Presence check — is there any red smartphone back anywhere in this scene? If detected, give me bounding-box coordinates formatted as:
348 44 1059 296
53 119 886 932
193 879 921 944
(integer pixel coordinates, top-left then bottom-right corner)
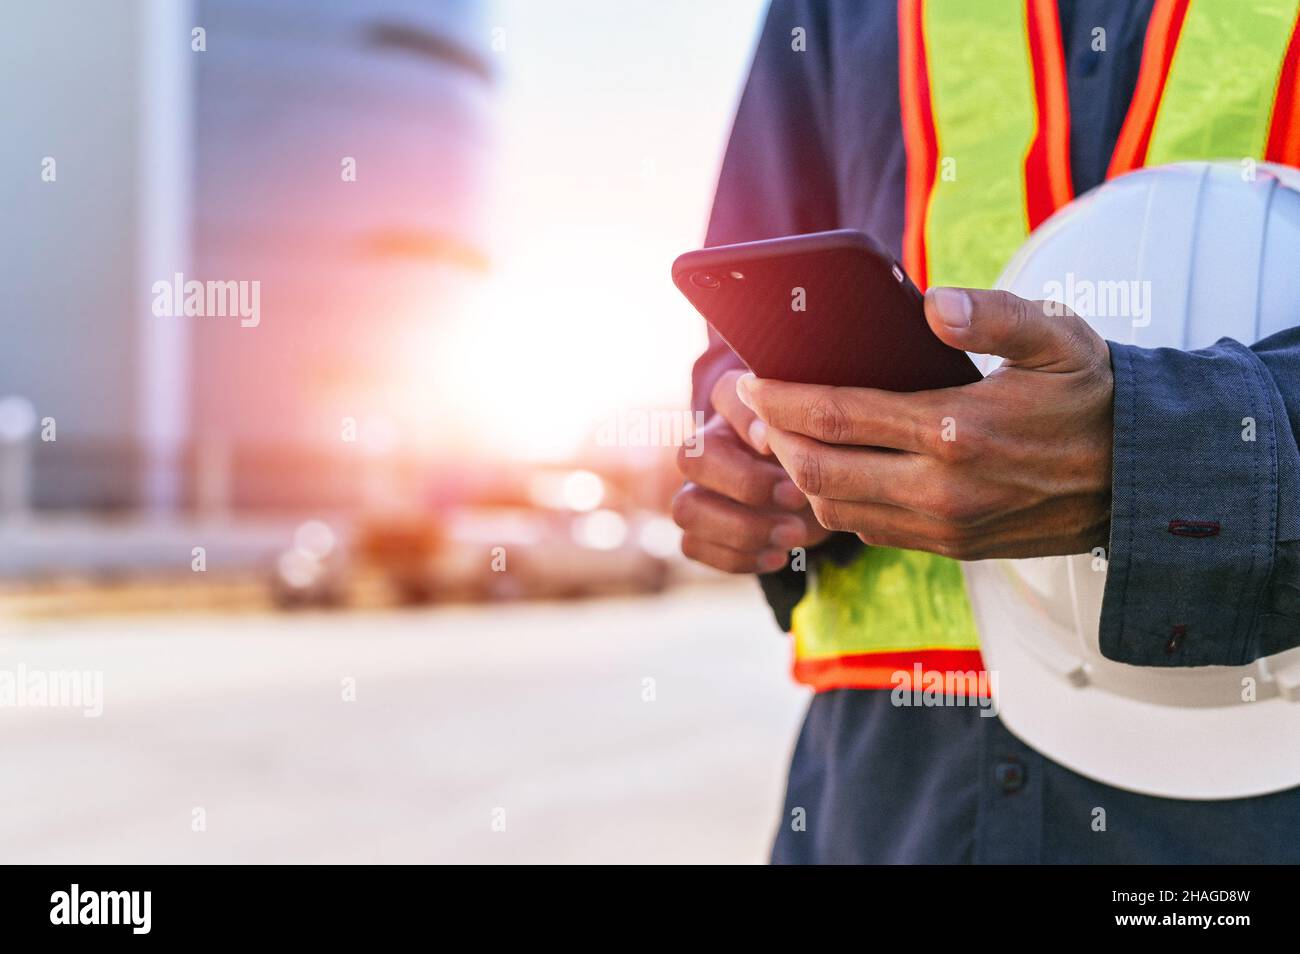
672 229 981 392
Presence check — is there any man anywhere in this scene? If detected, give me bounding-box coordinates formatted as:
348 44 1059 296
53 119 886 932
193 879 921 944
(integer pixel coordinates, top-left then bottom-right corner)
674 0 1300 862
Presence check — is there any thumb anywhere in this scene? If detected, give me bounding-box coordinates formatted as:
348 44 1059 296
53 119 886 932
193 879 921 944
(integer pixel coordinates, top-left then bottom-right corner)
924 286 1093 371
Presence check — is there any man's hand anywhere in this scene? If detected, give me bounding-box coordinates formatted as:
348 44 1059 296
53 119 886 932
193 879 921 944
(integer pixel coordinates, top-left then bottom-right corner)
737 288 1114 560
673 369 831 574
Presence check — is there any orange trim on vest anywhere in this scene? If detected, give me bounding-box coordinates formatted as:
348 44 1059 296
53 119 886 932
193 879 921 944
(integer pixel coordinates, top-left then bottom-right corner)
793 649 990 695
899 0 937 290
1107 0 1191 178
1024 0 1075 227
1266 9 1300 165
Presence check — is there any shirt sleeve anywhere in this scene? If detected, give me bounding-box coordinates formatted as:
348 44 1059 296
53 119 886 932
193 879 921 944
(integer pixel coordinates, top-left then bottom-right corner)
1100 328 1300 667
691 0 855 630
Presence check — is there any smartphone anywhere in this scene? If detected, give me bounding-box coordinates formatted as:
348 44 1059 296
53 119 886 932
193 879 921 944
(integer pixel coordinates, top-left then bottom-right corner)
672 229 981 392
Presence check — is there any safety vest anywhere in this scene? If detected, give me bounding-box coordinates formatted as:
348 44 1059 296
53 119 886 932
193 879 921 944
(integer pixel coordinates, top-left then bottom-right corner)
791 0 1300 693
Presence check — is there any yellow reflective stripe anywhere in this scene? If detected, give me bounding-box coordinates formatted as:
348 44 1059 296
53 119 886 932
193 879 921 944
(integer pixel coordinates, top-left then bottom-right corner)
792 547 980 661
923 0 1039 288
1147 0 1300 164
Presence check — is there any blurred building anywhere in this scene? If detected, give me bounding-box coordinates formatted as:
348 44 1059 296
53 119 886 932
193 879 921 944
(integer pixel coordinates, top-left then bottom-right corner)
1 1 187 510
1 0 493 514
191 0 494 511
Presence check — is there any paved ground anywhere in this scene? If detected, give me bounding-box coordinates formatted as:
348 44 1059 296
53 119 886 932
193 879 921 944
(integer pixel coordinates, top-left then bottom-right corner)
0 582 807 863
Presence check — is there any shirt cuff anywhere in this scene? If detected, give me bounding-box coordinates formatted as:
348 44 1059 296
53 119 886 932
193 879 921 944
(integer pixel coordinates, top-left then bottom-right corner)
1100 339 1282 667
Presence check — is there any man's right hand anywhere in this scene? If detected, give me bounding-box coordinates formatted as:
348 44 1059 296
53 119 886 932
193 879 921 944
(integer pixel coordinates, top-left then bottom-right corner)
673 370 831 574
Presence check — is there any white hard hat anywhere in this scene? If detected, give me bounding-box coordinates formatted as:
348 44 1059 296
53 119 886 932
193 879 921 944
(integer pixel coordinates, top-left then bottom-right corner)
967 161 1300 799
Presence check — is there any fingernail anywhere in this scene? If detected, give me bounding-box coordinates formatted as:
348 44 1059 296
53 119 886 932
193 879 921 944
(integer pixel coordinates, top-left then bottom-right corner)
748 419 769 452
769 520 804 549
735 373 756 410
930 287 971 328
772 479 806 511
757 549 789 573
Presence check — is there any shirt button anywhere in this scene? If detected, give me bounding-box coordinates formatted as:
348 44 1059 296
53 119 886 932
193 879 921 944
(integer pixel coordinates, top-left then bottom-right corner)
995 758 1026 794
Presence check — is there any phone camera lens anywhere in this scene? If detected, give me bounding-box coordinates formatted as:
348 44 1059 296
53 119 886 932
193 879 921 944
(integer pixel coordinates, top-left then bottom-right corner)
691 271 721 290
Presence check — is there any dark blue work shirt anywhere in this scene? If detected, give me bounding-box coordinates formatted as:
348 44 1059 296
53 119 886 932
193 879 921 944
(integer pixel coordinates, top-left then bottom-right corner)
693 0 1300 862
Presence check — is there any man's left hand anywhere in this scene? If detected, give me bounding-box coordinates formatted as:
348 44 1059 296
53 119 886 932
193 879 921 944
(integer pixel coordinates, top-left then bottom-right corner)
737 287 1115 560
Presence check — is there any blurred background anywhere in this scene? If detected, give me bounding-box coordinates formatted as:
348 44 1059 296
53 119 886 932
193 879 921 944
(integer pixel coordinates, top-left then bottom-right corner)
0 0 808 862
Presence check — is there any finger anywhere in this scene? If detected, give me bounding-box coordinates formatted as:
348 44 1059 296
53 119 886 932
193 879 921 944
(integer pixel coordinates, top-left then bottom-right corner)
924 287 1098 373
765 427 922 508
710 369 770 454
681 534 790 575
803 495 959 548
736 373 933 451
671 483 823 551
677 422 806 510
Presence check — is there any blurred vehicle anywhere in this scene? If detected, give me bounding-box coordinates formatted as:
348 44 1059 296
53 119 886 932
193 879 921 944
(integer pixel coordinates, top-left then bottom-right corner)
433 508 670 603
353 512 446 604
270 518 350 609
497 512 670 600
269 505 674 610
